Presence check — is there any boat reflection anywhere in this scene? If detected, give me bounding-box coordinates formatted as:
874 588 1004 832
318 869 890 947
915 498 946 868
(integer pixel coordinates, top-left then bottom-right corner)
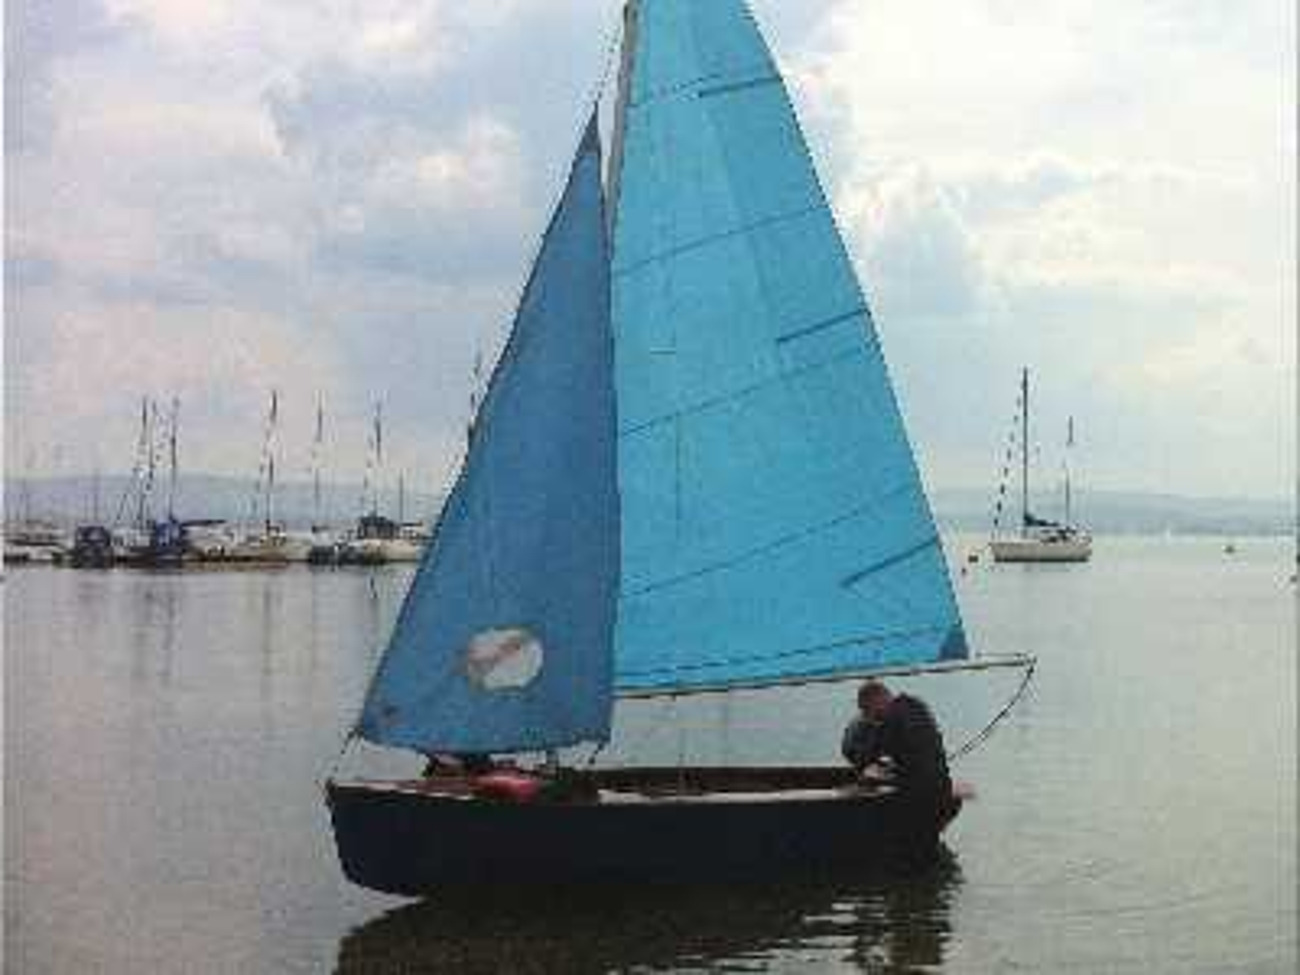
336 851 961 973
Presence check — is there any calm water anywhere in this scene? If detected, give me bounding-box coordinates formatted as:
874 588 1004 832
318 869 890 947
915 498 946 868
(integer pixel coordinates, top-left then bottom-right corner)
5 535 1296 973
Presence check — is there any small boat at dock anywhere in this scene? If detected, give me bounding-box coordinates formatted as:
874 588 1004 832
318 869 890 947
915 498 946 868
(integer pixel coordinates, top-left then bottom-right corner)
3 521 67 565
338 514 422 565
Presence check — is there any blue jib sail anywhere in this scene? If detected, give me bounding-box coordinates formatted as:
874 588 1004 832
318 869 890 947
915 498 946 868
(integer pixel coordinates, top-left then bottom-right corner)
609 0 967 694
356 114 619 754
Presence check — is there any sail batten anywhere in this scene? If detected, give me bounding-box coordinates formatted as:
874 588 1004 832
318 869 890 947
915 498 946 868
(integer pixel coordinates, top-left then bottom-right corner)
618 343 866 437
628 63 774 107
612 202 823 277
622 501 929 599
776 307 869 346
696 74 780 99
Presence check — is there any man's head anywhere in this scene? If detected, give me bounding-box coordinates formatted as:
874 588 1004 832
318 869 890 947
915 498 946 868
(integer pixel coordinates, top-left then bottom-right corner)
857 679 893 722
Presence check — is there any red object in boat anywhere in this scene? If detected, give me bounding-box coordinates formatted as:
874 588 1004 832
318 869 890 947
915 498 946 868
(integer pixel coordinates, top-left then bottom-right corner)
471 770 547 803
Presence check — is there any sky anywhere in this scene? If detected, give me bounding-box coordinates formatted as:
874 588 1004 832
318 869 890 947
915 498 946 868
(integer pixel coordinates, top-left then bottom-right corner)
5 0 1296 501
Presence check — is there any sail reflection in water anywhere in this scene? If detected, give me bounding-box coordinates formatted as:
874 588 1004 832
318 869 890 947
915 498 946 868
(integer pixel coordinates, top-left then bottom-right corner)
336 856 961 973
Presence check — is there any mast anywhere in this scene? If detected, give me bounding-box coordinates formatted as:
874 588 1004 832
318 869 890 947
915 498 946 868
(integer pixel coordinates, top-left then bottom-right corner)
605 0 639 232
167 397 180 521
266 390 279 533
1020 367 1029 535
312 398 325 532
1064 415 1074 527
371 401 384 517
139 398 155 529
21 447 34 524
250 390 280 535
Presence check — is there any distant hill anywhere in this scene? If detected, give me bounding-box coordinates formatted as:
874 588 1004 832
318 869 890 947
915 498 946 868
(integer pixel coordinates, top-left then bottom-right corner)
3 475 1292 537
3 474 445 530
930 487 1293 537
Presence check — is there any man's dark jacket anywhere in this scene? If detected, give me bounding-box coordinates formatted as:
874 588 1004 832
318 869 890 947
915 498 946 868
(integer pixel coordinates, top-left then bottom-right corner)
844 694 952 802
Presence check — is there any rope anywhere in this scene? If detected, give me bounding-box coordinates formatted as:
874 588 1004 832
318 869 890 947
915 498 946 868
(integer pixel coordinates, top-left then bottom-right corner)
582 4 624 121
947 655 1037 763
584 741 608 769
321 731 355 795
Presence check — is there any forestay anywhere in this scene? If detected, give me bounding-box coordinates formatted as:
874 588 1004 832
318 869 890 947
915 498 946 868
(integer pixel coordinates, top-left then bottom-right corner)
609 0 967 695
355 116 620 754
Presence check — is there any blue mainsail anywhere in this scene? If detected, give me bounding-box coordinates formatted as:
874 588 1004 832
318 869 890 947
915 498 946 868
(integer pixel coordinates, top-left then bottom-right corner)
356 115 619 754
609 0 967 694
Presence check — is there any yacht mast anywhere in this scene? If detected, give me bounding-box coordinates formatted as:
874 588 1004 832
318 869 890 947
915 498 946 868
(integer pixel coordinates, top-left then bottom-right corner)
371 401 384 517
167 397 180 521
312 398 325 532
1064 415 1074 527
1020 367 1029 536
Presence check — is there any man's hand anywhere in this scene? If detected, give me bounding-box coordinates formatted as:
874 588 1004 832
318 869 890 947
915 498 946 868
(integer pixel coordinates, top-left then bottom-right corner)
859 759 894 784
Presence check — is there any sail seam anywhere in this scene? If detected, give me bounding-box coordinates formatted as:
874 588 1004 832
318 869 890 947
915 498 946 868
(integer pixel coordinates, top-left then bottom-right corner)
612 202 823 278
621 492 912 599
629 62 774 109
775 306 867 345
840 535 940 589
618 340 871 437
697 74 780 99
615 622 957 684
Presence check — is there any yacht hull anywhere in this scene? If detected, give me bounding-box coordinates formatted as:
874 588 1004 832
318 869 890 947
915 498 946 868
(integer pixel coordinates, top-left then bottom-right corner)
990 538 1092 563
326 767 956 894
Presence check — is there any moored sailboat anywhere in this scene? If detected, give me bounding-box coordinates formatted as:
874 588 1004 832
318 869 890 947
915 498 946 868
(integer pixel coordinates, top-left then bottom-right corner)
326 0 1032 894
210 391 311 564
990 368 1092 563
338 406 424 565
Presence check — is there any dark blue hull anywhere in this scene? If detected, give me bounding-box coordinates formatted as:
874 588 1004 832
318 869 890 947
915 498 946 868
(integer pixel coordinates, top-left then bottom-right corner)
326 767 956 895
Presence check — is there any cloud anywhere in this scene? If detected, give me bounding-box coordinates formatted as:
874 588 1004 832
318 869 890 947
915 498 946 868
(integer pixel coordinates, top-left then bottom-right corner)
5 0 1293 503
789 0 1295 495
6 284 349 474
4 0 123 151
838 165 990 329
304 112 530 281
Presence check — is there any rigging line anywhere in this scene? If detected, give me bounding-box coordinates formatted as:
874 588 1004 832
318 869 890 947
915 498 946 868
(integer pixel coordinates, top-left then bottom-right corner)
321 730 355 793
112 402 149 529
581 1 624 120
946 654 1037 764
584 740 608 769
990 405 1021 540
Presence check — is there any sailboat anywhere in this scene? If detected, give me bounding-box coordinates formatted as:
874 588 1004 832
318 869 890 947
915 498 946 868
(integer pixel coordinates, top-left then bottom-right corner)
989 369 1092 564
326 0 1031 893
306 399 346 566
339 403 423 565
110 396 193 568
216 391 311 564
